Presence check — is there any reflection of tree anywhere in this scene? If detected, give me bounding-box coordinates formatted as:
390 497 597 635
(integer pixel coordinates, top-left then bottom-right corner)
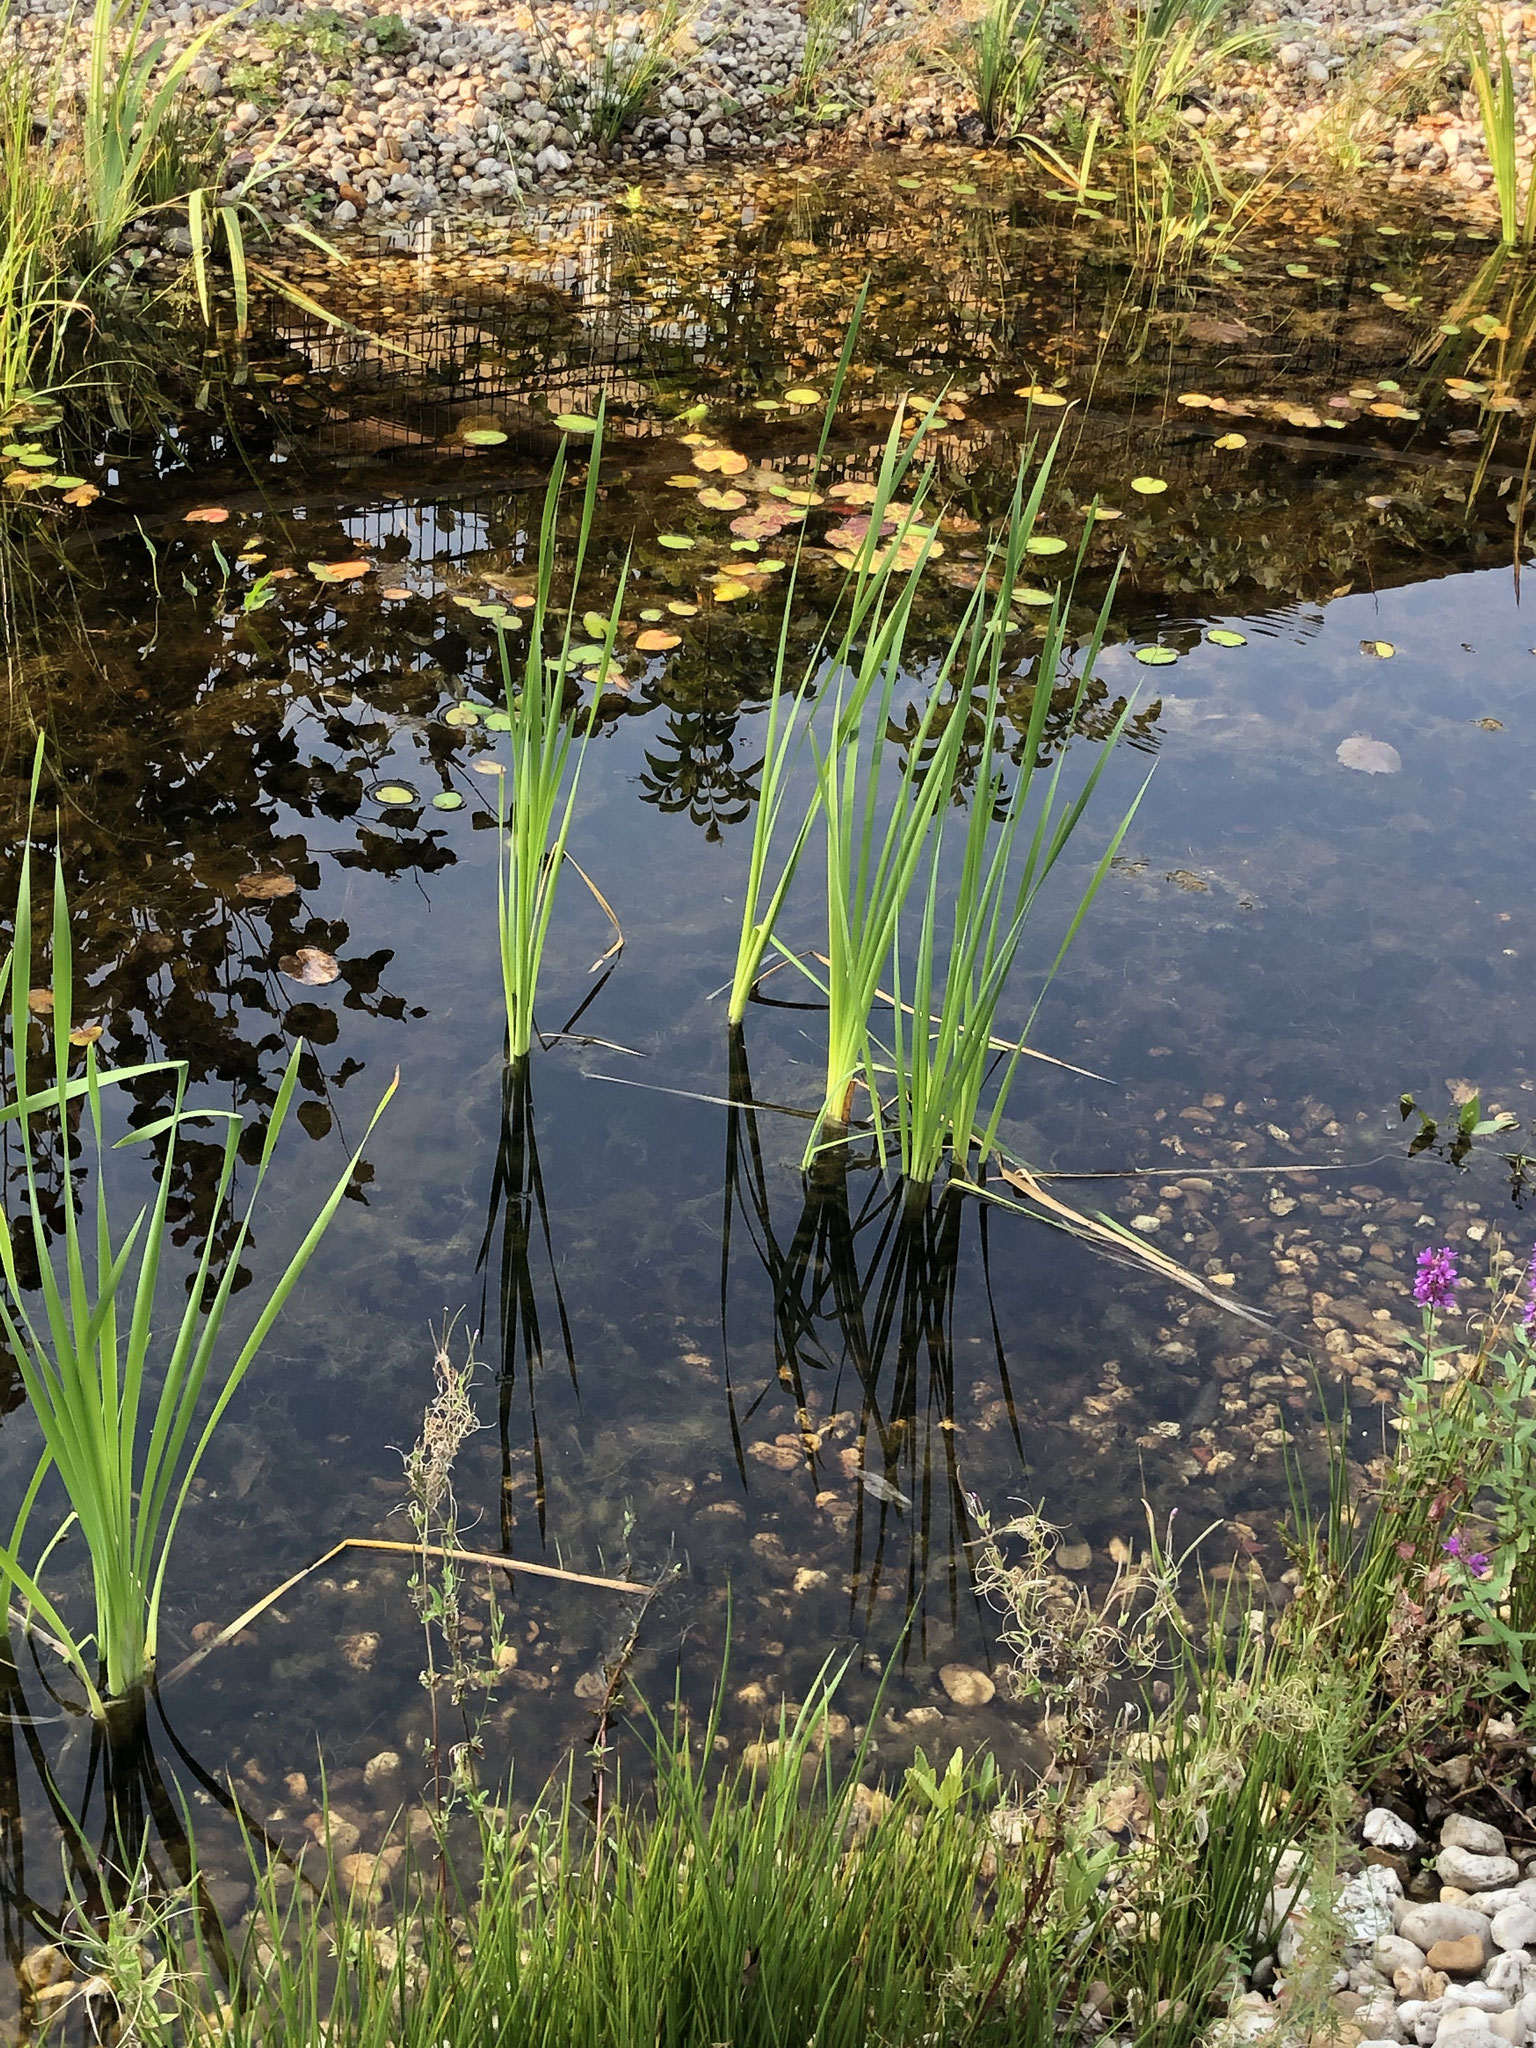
638 706 757 840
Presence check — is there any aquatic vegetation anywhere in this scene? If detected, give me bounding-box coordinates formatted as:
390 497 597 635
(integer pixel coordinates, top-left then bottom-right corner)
941 0 1048 139
1469 23 1534 249
540 0 701 149
888 484 1140 1189
0 747 395 1714
1098 0 1269 149
796 0 867 114
496 426 612 1062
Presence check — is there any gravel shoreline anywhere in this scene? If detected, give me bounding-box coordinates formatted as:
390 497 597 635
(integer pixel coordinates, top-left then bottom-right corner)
5 0 1533 235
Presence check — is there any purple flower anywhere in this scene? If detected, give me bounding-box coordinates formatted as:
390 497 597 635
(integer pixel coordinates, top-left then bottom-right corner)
1443 1533 1492 1579
1413 1245 1460 1311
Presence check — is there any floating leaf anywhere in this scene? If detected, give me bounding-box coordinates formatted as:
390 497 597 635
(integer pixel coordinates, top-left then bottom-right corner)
1214 433 1247 450
1359 639 1395 658
783 385 823 403
184 506 229 524
1131 476 1168 495
639 607 665 622
431 791 465 810
636 629 682 651
62 484 100 506
1207 628 1247 648
667 600 699 616
1014 385 1069 406
1369 402 1419 421
473 759 506 775
1025 535 1068 555
553 412 599 432
370 781 419 806
237 873 297 901
482 710 513 731
69 1024 103 1047
1011 586 1055 607
443 704 481 727
1336 734 1401 774
279 947 341 986
310 560 372 581
693 448 749 475
461 427 507 446
1178 392 1212 408
657 534 696 549
828 481 878 505
583 609 615 641
26 989 52 1017
665 473 703 488
1134 646 1178 666
714 578 752 601
1285 262 1312 278
698 487 749 511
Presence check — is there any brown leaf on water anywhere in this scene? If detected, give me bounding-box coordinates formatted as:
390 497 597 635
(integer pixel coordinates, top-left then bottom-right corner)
279 947 340 986
62 484 100 507
697 487 748 511
635 629 681 652
310 560 372 582
26 989 52 1017
184 506 230 524
69 1024 102 1047
827 481 878 506
692 448 749 476
238 873 298 902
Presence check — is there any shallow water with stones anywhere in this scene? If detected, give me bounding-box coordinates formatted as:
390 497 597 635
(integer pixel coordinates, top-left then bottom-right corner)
3 146 1536 1966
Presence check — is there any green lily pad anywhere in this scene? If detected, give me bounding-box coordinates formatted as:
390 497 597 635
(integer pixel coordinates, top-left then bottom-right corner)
1025 536 1068 555
1206 628 1247 648
553 412 599 432
443 704 481 727
370 781 419 806
1131 476 1168 496
483 709 513 731
657 534 696 549
1133 647 1177 666
566 641 608 664
431 791 465 811
1012 587 1055 607
461 428 507 447
639 607 665 622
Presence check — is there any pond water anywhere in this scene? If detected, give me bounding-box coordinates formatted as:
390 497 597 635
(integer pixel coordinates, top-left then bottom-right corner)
4 146 1536 1951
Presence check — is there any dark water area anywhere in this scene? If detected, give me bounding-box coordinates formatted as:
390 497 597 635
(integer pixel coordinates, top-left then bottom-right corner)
4 146 1536 1961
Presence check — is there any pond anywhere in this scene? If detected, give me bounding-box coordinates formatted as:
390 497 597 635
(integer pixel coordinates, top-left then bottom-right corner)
2 146 1534 1955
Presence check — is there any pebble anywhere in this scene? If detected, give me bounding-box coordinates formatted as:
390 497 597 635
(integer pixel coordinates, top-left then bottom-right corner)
1428 1935 1490 1977
1440 1850 1523 1894
938 1663 995 1707
1368 1810 1424 1854
1399 1907 1494 1959
363 1749 403 1789
1492 1908 1536 1954
1445 1819 1512 1860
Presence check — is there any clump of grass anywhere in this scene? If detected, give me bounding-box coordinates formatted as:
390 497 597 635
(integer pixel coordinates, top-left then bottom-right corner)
941 0 1049 140
1096 0 1268 150
796 0 867 116
0 741 395 1714
540 0 700 150
888 480 1140 1188
496 422 616 1062
1469 21 1534 248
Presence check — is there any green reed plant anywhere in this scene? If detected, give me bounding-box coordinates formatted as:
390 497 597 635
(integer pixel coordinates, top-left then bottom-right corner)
1470 22 1535 248
943 0 1049 140
540 0 699 149
889 484 1140 1188
0 54 88 419
796 0 866 113
1100 0 1267 150
0 748 394 1713
496 421 611 1061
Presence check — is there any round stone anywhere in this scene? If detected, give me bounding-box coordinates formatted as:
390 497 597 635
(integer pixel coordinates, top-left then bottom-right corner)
938 1663 995 1707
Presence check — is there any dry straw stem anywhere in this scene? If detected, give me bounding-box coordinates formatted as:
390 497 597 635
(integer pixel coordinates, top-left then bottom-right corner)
160 1537 663 1687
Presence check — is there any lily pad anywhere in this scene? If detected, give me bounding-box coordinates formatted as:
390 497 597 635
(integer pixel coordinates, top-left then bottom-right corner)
1130 476 1168 495
693 448 749 475
714 578 753 601
461 428 507 446
237 873 297 901
1214 433 1247 450
1011 586 1056 607
783 386 823 403
311 560 372 582
1206 628 1247 648
636 629 682 651
443 705 481 727
369 781 419 806
657 535 696 549
431 791 465 810
699 487 749 511
553 412 599 432
1336 734 1402 774
483 710 513 731
1025 535 1068 555
1359 639 1395 659
1133 646 1178 666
